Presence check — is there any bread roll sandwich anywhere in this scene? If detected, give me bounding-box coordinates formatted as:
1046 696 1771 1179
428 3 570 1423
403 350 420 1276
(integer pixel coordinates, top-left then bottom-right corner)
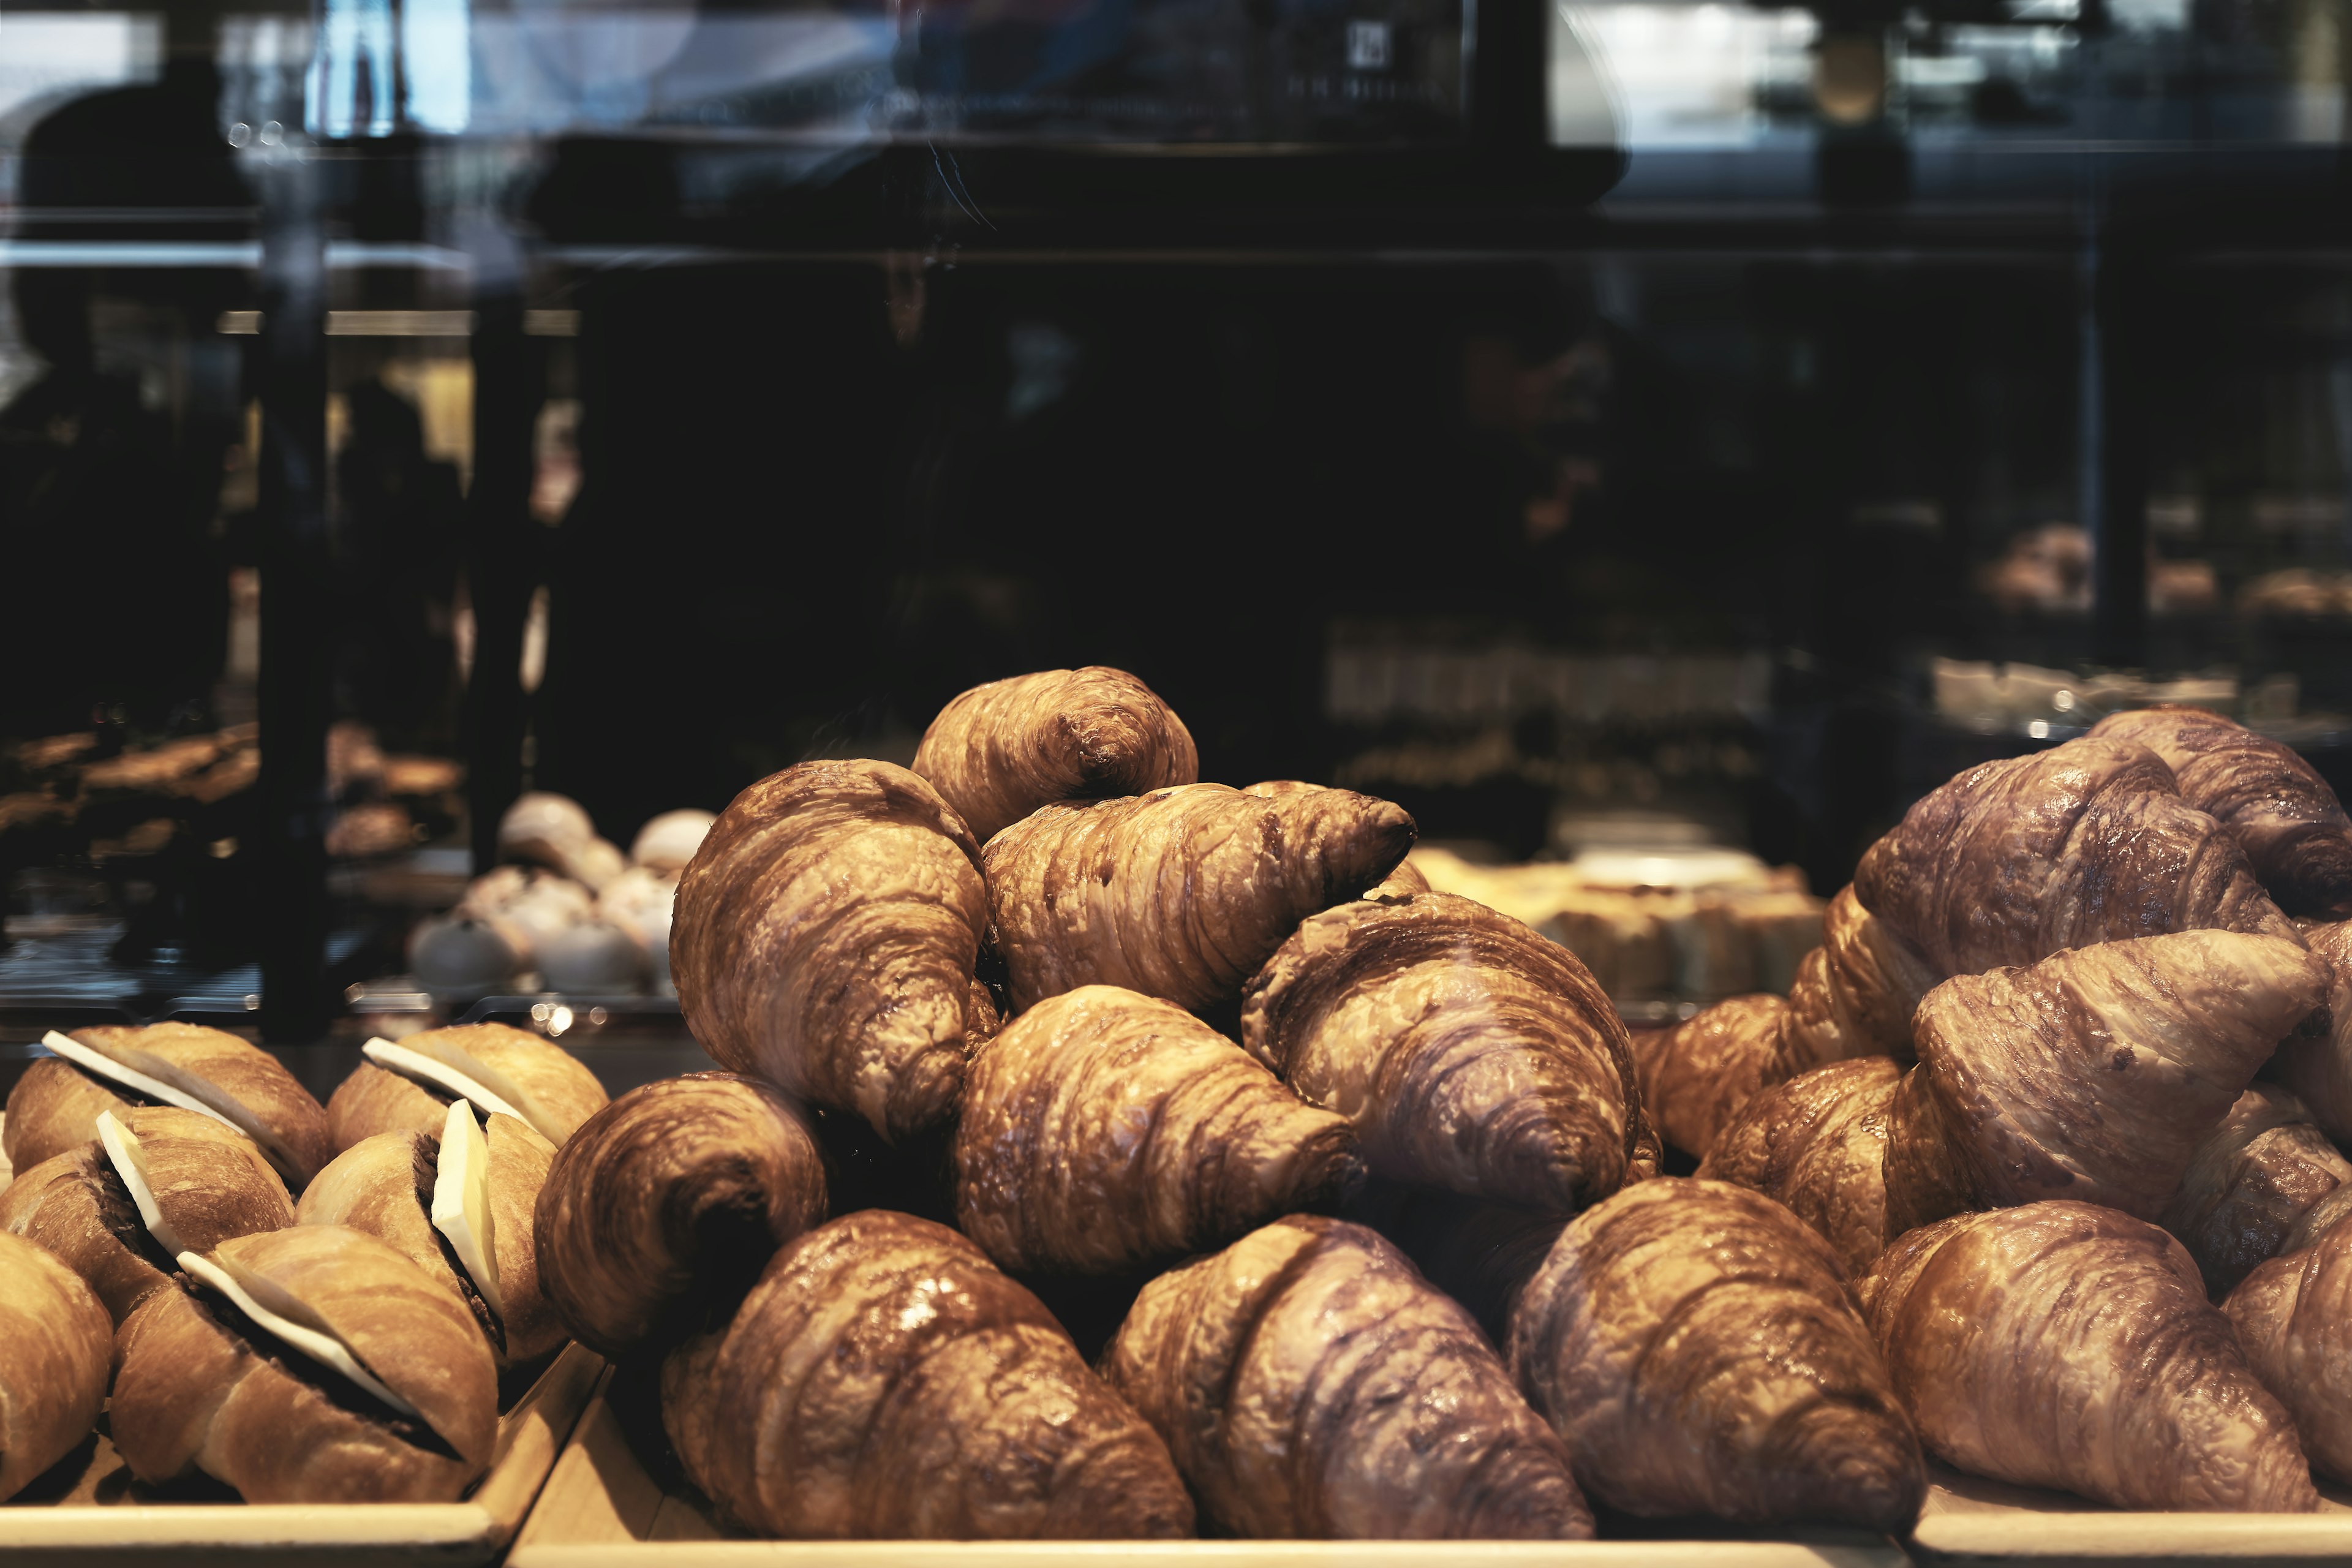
327 1023 608 1152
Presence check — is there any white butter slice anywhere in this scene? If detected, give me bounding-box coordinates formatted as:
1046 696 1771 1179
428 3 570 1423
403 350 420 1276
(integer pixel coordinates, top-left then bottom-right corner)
179 1251 422 1419
42 1031 243 1139
430 1098 505 1320
95 1110 188 1256
397 1035 565 1145
92 1038 303 1185
361 1038 527 1125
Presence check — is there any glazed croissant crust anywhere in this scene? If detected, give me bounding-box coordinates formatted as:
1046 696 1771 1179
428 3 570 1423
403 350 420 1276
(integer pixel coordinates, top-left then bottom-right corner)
1242 890 1637 1213
2163 1083 2352 1297
954 984 1362 1274
533 1072 827 1356
0 1231 110 1502
1632 993 1803 1161
986 782 1414 1015
2267 917 2352 1144
1102 1214 1592 1540
1862 1200 2317 1512
1506 1177 1924 1532
672 759 992 1142
662 1210 1193 1539
1698 1056 1902 1277
2225 1205 2352 1483
911 666 1198 843
326 1022 609 1152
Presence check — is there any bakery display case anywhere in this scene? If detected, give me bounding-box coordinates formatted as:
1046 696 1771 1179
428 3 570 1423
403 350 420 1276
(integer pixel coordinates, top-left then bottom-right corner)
14 0 2352 1559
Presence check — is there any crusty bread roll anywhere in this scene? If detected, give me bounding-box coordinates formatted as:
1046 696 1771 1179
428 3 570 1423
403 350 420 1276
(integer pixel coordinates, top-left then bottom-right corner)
296 1112 563 1365
110 1226 499 1503
0 1106 293 1323
326 1022 608 1151
0 1231 111 1501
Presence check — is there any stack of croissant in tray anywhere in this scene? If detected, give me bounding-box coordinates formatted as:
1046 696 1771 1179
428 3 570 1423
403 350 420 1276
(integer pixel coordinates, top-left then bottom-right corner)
0 1016 610 1502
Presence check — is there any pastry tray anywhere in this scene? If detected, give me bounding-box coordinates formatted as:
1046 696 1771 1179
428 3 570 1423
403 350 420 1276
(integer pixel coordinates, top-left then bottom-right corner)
1908 1464 2352 1566
507 1369 1910 1568
1 1338 604 1566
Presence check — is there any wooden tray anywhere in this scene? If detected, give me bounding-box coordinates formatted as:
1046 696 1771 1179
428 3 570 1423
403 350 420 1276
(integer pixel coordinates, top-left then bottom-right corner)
508 1370 1910 1568
1909 1464 2352 1566
2 1338 604 1566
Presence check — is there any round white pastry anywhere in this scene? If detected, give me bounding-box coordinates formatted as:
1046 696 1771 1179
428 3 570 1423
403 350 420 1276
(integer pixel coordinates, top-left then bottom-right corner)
630 809 717 873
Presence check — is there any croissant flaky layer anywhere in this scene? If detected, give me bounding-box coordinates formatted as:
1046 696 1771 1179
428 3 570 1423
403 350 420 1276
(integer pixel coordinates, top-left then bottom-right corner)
1103 1214 1592 1539
1854 736 2297 976
2090 706 2352 916
911 666 1198 844
1699 1056 1902 1277
1243 891 1636 1213
2226 1209 2352 1484
662 1210 1193 1539
1884 930 2328 1234
986 782 1414 1015
1863 1201 2318 1511
534 1072 827 1356
1508 1178 1923 1532
1784 884 1934 1065
955 985 1362 1274
2163 1084 2352 1298
672 759 990 1142
0 1231 110 1502
2271 918 2352 1144
1633 993 1800 1161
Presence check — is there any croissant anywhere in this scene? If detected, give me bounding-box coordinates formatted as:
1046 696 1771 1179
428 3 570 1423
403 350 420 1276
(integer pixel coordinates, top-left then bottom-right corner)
1854 736 2297 976
1861 1200 2316 1510
662 1209 1192 1539
0 1107 293 1323
1506 1177 1921 1530
1780 884 1934 1065
1243 782 1433 895
296 1109 563 1364
1242 891 1636 1213
954 984 1361 1274
2163 1084 2352 1297
1633 994 1798 1161
0 1231 110 1501
1882 930 2328 1235
2267 918 2352 1143
987 783 1415 1014
2091 706 2352 915
2225 1206 2352 1483
326 1022 609 1151
1698 1056 1902 1276
4 1023 331 1185
1102 1214 1591 1539
533 1072 827 1356
110 1225 499 1502
911 666 1198 843
673 759 992 1141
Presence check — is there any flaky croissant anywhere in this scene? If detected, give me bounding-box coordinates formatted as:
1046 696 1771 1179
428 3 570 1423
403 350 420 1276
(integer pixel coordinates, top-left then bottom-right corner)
673 759 992 1141
111 1225 499 1502
0 1107 293 1323
2091 706 2352 916
1633 994 1800 1161
533 1072 827 1356
2163 1083 2352 1297
5 1023 331 1184
1862 1200 2316 1510
1781 884 1934 1065
911 666 1198 843
1103 1214 1591 1539
1507 1177 1924 1532
663 1210 1191 1539
326 1022 608 1151
1698 1056 1902 1276
1242 891 1637 1213
1883 930 2328 1235
987 782 1414 1014
0 1231 110 1501
2267 917 2352 1144
1243 782 1433 895
2226 1207 2352 1483
955 984 1361 1274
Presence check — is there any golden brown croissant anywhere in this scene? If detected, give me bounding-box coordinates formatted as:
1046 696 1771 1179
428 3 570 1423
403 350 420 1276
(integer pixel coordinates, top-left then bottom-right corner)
296 1108 563 1364
4 1024 331 1184
1632 994 1798 1161
1780 884 1934 1065
0 1231 110 1501
1102 1213 1591 1539
325 1022 608 1152
533 1072 827 1356
1243 782 1433 895
110 1225 498 1503
2267 917 2352 1143
1862 1200 2317 1510
1883 930 2328 1235
2091 706 2352 915
2163 1083 2352 1297
987 782 1414 1014
673 759 991 1141
1698 1056 1902 1276
1241 891 1635 1213
1854 736 2297 976
662 1209 1192 1539
911 666 1198 843
2225 1207 2352 1483
0 1107 292 1323
954 984 1361 1273
1507 1177 1922 1531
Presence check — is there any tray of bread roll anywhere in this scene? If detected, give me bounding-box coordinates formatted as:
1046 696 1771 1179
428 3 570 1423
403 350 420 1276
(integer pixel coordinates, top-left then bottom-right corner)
17 671 2352 1563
